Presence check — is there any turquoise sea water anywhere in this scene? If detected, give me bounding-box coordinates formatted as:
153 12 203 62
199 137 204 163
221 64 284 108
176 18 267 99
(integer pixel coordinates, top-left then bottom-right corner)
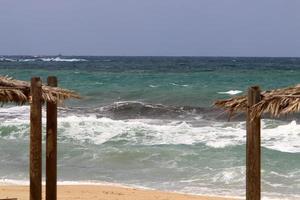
1 56 300 199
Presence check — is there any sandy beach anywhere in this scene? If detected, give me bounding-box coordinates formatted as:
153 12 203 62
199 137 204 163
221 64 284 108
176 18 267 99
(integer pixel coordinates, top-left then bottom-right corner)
0 185 236 200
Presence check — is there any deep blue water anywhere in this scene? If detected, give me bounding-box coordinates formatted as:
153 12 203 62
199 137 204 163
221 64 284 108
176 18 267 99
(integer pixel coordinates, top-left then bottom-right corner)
2 56 300 107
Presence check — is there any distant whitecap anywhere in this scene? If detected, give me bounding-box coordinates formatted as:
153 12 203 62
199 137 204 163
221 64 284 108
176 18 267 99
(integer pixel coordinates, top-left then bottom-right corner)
218 90 242 95
0 57 16 62
40 57 87 62
19 59 36 62
170 83 189 87
95 82 104 85
1 57 87 62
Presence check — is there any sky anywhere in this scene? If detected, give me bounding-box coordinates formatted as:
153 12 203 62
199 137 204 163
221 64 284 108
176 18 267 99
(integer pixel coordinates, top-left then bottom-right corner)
1 0 300 57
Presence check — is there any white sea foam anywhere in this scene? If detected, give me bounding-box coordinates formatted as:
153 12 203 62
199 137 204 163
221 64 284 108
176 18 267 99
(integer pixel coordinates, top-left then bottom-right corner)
1 106 300 200
0 58 16 62
0 57 87 62
0 179 29 185
95 82 104 85
211 166 245 184
0 179 132 187
18 59 36 62
53 116 243 147
170 83 189 87
40 57 87 62
218 90 242 95
2 106 300 153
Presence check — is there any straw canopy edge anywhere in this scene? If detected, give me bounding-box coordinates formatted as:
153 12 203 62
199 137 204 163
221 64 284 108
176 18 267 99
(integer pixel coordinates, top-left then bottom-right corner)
0 76 80 104
214 84 300 118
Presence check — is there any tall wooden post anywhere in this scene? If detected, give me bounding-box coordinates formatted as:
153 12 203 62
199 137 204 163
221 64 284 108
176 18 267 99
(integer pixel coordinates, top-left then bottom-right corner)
46 76 58 200
30 77 42 200
246 86 261 200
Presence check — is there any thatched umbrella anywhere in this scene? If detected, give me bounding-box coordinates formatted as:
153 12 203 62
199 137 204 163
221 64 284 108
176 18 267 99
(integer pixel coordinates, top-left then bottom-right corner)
215 84 300 118
215 84 300 199
0 76 80 104
0 75 80 200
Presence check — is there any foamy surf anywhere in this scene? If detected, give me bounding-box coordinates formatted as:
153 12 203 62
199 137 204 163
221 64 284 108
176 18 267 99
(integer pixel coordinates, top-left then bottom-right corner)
2 106 300 153
1 105 300 199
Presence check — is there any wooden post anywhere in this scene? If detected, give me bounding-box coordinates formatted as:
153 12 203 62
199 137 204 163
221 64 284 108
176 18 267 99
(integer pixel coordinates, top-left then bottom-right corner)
46 76 58 200
246 86 261 200
30 77 42 200
0 199 18 200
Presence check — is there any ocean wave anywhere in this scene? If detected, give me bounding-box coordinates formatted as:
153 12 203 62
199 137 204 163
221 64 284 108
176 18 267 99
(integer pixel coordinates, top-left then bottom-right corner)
18 58 36 62
170 83 189 87
99 101 190 119
211 166 245 184
1 113 243 147
1 106 300 199
0 58 16 62
149 84 158 88
94 101 222 120
0 57 87 62
218 90 242 95
39 57 87 62
1 106 300 153
0 102 210 121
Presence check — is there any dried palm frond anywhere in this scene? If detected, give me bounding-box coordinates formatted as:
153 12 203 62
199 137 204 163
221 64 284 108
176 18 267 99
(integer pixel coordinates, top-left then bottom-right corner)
0 76 80 104
215 84 300 118
0 88 28 104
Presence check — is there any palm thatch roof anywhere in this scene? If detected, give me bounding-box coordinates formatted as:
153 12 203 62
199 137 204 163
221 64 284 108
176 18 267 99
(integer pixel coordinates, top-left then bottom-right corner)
215 84 300 118
0 76 80 104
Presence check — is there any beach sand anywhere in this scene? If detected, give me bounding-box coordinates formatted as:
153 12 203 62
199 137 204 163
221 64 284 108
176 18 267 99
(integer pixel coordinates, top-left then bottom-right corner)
0 185 237 200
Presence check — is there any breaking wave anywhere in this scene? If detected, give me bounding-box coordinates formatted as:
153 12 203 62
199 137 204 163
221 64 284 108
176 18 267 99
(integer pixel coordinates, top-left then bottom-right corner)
0 57 87 62
1 105 300 199
39 57 87 62
1 105 300 153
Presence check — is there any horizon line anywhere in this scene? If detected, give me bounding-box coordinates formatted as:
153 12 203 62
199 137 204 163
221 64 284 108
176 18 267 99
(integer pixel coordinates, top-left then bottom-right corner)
1 54 300 59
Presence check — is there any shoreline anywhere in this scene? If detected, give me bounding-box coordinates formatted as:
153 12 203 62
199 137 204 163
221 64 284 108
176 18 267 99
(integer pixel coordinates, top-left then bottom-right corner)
0 184 238 200
0 180 239 199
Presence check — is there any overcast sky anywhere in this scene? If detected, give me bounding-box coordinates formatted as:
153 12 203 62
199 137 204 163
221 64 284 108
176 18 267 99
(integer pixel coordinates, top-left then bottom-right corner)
1 0 300 57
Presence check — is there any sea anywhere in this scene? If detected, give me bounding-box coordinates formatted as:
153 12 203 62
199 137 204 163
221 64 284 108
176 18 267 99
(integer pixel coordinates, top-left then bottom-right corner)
0 56 300 199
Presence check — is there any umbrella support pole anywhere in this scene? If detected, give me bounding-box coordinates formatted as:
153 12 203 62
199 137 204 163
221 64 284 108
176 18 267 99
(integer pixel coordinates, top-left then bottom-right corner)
46 76 58 200
246 86 261 200
29 76 58 200
30 77 42 200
